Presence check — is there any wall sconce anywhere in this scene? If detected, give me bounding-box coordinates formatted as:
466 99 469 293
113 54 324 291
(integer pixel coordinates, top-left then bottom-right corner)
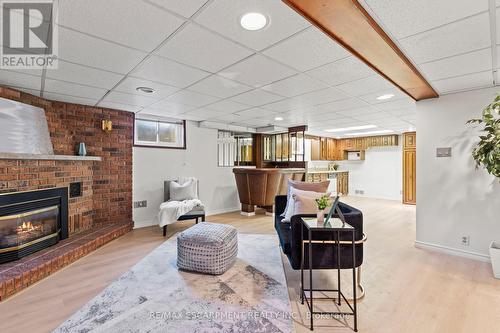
102 120 113 133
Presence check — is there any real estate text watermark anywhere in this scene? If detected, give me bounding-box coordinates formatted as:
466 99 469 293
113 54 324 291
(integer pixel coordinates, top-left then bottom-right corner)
1 0 58 69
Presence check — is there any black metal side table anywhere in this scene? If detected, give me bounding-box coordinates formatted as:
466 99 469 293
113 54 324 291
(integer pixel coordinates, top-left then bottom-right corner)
300 217 358 332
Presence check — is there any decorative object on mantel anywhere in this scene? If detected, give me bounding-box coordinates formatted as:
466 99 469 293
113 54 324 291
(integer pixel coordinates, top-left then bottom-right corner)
466 94 500 179
315 195 330 223
102 119 113 133
78 142 87 156
0 97 54 155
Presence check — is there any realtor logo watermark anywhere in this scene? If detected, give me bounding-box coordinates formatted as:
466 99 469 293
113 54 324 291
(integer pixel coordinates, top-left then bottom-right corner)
1 0 58 69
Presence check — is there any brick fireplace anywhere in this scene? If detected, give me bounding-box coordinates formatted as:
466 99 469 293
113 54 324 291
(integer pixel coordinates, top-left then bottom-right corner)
0 86 134 300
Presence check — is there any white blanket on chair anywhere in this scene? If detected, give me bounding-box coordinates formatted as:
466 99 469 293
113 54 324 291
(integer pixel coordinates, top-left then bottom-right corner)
158 199 203 227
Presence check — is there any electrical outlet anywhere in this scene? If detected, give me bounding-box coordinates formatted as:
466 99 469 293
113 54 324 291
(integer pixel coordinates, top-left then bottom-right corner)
461 236 470 246
355 190 364 195
134 200 147 208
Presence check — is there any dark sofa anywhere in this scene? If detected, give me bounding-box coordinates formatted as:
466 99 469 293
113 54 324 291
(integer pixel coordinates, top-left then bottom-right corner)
274 195 364 270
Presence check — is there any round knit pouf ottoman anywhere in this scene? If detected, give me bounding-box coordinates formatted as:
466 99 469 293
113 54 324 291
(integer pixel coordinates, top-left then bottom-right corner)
177 222 238 275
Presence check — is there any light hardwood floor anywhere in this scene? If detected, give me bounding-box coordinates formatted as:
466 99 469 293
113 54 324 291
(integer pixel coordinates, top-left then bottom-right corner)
0 197 499 333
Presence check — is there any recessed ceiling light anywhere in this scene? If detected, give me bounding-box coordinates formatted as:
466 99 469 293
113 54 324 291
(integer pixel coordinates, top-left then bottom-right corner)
325 125 377 133
274 116 283 121
136 86 156 94
376 94 395 100
240 12 268 31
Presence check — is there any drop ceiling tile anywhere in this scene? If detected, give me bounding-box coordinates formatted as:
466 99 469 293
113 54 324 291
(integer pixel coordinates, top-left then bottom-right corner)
46 60 123 89
262 74 328 97
188 75 252 98
229 89 284 106
219 55 296 87
315 98 369 113
263 27 351 71
308 112 351 122
432 71 493 94
236 107 277 118
131 55 210 88
362 0 488 39
306 57 374 86
358 89 408 104
205 100 250 113
163 90 219 107
58 27 147 74
336 75 397 96
43 92 98 106
387 107 417 117
261 98 312 112
211 113 248 123
375 98 417 111
399 13 491 64
293 87 351 106
337 106 381 117
97 101 142 112
240 118 274 127
194 0 309 51
184 108 226 119
146 100 196 114
114 77 180 99
102 91 159 108
59 0 185 52
147 0 208 18
44 79 108 100
419 48 492 81
156 23 253 72
0 70 42 91
352 112 393 121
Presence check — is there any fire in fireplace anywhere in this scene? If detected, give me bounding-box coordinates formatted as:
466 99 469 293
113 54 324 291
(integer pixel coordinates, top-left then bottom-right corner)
0 188 68 264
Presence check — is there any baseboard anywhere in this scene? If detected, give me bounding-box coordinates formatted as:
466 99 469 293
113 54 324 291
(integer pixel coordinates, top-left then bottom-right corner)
133 219 156 229
414 240 491 263
133 207 241 229
206 207 240 216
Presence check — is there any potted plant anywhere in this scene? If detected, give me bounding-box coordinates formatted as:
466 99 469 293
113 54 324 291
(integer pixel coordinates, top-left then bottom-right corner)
467 94 500 278
315 195 330 223
466 94 500 178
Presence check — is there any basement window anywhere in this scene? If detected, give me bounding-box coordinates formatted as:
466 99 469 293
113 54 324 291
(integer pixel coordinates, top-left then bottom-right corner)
134 118 186 149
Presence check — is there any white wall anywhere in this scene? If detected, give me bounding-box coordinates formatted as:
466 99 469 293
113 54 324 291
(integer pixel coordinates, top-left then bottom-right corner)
336 143 402 201
133 121 240 228
416 87 500 260
337 144 402 201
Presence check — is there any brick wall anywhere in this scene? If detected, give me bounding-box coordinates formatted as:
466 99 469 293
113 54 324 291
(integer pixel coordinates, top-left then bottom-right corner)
0 87 134 234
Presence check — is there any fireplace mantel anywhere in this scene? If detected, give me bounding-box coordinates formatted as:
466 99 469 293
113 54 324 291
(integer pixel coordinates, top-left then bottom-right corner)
0 153 101 161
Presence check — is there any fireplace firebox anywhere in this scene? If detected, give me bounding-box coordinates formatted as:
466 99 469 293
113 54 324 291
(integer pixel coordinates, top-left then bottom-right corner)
0 188 68 264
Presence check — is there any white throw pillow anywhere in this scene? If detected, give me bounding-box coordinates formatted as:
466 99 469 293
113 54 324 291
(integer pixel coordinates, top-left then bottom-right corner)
282 187 329 222
170 179 197 201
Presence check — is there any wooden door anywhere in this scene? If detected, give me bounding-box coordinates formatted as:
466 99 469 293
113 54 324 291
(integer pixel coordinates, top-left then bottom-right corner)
402 132 416 204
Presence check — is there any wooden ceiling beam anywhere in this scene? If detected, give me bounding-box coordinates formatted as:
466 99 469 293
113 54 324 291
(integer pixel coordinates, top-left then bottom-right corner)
283 0 438 101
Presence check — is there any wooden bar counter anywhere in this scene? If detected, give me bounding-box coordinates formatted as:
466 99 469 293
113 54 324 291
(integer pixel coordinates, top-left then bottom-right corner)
233 168 305 215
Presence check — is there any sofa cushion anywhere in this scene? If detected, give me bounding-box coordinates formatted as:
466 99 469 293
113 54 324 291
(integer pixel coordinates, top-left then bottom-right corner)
170 179 197 201
283 188 329 222
282 179 330 217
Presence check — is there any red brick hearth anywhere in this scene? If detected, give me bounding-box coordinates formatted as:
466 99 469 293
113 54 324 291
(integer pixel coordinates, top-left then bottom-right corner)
0 86 135 300
0 222 132 301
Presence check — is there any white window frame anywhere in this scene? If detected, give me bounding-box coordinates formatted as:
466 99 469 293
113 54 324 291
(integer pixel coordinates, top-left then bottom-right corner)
134 118 186 149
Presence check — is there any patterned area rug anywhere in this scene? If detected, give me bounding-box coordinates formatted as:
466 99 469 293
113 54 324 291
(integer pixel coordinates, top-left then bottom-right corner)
54 233 294 333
